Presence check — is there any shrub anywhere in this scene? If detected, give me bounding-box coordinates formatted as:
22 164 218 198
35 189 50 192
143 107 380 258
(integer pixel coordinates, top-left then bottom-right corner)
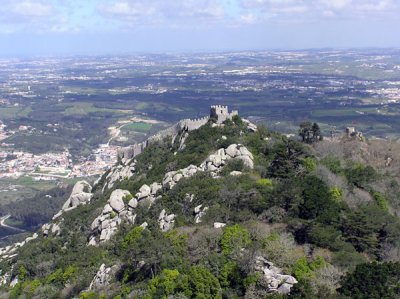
332 251 368 271
372 191 389 211
344 164 377 188
218 261 241 288
256 178 273 187
302 157 317 172
221 224 251 254
307 224 343 251
79 291 97 299
292 256 326 281
189 266 222 299
147 269 190 299
120 226 144 251
320 156 342 174
123 194 133 203
329 187 343 202
146 266 222 299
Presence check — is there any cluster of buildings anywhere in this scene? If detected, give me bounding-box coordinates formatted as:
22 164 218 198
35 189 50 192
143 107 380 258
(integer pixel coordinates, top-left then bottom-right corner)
0 144 120 180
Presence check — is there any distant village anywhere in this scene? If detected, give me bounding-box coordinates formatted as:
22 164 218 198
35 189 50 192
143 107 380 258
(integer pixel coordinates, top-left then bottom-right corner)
0 120 119 179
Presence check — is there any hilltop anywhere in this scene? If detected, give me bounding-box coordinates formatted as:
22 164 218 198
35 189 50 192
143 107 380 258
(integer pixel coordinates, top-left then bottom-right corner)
1 106 400 298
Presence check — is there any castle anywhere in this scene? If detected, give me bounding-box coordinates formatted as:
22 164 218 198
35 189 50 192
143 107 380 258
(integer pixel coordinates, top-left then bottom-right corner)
210 105 238 124
118 105 239 163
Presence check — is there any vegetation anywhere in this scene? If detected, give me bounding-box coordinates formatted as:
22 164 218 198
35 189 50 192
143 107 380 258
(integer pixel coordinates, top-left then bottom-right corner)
3 117 400 299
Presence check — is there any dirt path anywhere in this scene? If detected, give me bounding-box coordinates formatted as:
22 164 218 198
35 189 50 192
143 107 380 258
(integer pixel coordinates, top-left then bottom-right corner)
0 215 25 232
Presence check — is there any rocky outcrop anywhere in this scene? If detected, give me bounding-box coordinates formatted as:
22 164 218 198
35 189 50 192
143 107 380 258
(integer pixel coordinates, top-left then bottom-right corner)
53 180 93 219
89 189 136 245
89 264 112 290
42 223 61 237
102 163 136 192
243 118 258 132
254 256 298 294
213 222 226 228
0 270 10 286
194 205 208 224
158 209 176 232
90 143 253 243
0 233 38 261
201 144 254 171
162 144 254 190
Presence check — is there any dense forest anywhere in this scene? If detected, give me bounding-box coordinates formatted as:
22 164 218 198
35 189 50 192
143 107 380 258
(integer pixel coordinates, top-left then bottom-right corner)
1 116 400 298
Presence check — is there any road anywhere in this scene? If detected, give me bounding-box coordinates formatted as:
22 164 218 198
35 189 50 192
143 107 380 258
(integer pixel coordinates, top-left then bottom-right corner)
0 215 25 232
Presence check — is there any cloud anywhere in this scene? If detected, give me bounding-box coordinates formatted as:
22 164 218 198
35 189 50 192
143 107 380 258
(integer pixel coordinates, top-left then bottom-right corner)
0 0 57 32
97 0 226 27
0 1 54 21
0 0 398 35
239 0 398 22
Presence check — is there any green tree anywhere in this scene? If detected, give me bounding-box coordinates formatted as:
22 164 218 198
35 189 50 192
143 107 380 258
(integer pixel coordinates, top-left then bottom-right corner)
221 224 251 255
339 262 400 299
299 122 322 144
189 266 222 299
298 176 341 223
147 269 191 299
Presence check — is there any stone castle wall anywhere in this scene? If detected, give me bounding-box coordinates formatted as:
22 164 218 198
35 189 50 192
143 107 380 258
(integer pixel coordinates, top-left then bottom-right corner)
210 105 238 124
118 105 237 162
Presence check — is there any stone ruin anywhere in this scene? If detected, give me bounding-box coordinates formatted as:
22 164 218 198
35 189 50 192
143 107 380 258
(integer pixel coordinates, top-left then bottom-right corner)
117 105 244 162
210 105 239 124
345 126 363 140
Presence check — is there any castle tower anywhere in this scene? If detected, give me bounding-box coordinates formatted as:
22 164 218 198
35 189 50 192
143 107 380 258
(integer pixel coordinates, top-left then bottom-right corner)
210 105 238 124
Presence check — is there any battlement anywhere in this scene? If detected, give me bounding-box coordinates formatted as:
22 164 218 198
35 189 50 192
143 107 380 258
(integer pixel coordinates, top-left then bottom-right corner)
211 105 228 110
117 105 240 162
210 105 238 124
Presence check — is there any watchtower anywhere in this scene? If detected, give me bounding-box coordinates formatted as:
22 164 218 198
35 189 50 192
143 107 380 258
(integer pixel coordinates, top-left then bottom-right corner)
210 105 238 124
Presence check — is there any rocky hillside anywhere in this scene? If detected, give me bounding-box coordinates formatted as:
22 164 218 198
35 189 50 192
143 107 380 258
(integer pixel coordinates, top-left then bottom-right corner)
1 111 400 299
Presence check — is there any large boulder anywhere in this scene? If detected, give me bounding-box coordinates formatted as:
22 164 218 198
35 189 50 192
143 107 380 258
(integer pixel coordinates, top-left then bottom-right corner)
136 184 151 199
108 189 130 213
150 182 162 195
254 256 298 294
236 155 254 169
159 209 175 232
89 264 112 290
225 144 239 158
61 180 92 211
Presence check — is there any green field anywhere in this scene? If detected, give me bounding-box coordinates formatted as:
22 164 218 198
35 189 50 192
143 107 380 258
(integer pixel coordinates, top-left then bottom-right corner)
61 102 132 116
121 122 153 132
0 176 79 205
0 106 32 119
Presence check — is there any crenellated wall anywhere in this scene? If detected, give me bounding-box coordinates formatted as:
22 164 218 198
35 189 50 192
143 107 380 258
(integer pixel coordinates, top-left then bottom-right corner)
210 105 238 124
118 105 238 162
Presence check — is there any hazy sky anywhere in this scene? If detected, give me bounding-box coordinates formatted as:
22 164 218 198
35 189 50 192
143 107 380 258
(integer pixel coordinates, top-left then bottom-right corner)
0 0 399 56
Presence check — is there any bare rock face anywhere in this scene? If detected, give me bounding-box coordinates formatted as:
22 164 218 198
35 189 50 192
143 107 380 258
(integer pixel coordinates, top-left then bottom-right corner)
158 209 175 232
225 144 240 158
89 264 112 290
254 256 298 294
194 205 209 224
108 189 130 212
42 222 61 237
103 163 136 191
89 189 136 245
136 184 151 199
58 180 93 216
200 144 254 173
242 118 258 132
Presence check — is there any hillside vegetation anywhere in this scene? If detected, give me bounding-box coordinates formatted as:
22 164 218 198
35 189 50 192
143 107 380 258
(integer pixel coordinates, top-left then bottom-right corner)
1 116 400 299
